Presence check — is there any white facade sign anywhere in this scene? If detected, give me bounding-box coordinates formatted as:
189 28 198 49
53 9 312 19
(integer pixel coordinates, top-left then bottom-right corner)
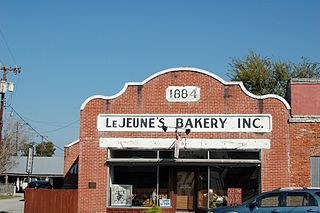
166 86 200 102
97 114 272 133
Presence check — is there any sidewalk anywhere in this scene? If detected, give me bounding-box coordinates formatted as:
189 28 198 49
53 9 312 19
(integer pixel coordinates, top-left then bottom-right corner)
0 193 24 213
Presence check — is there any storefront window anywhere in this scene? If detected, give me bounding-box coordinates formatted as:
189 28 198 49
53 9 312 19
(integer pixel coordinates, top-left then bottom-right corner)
110 165 171 207
209 166 259 208
111 166 156 207
108 150 260 209
197 167 208 208
159 166 171 206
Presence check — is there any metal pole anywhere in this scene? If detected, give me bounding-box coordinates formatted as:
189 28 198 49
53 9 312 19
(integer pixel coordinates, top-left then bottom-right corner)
0 66 21 146
208 166 210 208
156 165 159 206
0 68 7 146
16 122 19 154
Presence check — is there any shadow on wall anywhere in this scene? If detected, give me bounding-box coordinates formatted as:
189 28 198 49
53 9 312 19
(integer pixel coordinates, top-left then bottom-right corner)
63 157 78 189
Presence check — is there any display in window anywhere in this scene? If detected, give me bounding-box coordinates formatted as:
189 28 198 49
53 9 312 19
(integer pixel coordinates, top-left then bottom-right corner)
111 184 132 206
132 188 155 206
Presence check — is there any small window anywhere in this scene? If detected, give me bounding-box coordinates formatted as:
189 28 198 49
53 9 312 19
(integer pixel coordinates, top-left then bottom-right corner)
286 192 317 207
257 193 280 207
210 151 259 160
159 151 173 158
179 150 208 159
110 150 157 159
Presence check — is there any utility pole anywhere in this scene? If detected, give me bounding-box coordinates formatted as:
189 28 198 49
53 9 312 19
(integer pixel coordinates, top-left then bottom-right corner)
0 66 21 146
16 121 19 155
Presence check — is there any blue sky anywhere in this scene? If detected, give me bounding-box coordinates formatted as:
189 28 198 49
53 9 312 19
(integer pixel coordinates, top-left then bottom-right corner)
1 0 319 156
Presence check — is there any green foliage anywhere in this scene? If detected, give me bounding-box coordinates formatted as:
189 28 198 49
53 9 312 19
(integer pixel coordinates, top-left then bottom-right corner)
228 51 320 97
146 205 161 213
22 142 36 156
35 141 56 157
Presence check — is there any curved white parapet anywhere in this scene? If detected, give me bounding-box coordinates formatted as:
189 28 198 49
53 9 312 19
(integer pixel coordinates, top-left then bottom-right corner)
80 67 291 110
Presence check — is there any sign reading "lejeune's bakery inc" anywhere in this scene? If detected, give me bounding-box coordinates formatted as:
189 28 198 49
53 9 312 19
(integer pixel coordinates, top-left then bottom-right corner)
97 114 272 133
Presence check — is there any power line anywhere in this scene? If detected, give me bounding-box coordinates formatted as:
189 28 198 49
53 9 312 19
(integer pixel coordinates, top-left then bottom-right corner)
6 104 64 151
0 27 21 111
0 28 17 65
41 120 79 134
14 114 77 127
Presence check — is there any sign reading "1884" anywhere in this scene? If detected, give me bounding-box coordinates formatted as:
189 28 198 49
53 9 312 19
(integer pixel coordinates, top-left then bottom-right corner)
166 86 200 102
97 114 272 133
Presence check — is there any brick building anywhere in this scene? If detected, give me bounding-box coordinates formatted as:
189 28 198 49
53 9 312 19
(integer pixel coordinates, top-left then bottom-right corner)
64 67 320 213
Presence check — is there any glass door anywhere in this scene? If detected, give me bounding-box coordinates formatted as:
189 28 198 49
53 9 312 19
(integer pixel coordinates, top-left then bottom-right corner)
176 171 195 211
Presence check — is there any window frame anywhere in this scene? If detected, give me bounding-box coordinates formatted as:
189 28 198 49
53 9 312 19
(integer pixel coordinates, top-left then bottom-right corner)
255 192 282 208
284 191 318 207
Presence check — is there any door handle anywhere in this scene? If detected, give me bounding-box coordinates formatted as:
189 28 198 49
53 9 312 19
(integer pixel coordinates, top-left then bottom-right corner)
307 209 318 212
271 210 280 213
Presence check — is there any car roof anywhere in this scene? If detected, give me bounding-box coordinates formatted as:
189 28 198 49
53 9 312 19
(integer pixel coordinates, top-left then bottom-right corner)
272 187 320 193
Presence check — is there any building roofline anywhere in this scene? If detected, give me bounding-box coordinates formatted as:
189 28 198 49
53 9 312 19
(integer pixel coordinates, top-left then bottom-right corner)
64 139 80 148
80 67 291 110
290 78 320 84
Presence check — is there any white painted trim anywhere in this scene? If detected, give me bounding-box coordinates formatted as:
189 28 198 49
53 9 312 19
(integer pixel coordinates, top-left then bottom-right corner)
107 158 261 164
64 139 79 148
100 138 270 150
80 67 291 110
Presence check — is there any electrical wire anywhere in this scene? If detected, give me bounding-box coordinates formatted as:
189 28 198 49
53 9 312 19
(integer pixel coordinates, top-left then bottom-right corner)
6 104 64 151
0 27 17 65
0 27 22 111
15 114 76 127
41 120 79 134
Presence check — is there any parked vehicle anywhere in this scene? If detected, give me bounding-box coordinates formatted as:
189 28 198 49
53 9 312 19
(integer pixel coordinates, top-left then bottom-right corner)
26 180 53 189
207 187 320 213
21 178 37 191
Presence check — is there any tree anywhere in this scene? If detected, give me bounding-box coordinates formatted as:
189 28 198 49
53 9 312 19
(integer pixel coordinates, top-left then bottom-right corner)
22 142 36 156
228 51 320 97
0 119 32 173
35 141 56 157
0 138 16 173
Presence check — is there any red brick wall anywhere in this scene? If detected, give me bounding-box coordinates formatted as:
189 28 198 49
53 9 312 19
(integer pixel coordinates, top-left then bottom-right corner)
289 81 320 116
289 122 320 187
64 141 80 187
77 69 292 212
64 141 79 175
